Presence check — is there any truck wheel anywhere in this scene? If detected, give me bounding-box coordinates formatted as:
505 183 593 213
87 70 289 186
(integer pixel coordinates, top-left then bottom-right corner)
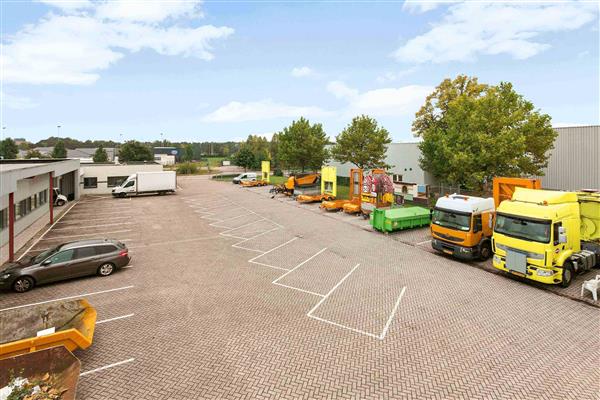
560 262 574 288
119 193 127 198
479 242 492 261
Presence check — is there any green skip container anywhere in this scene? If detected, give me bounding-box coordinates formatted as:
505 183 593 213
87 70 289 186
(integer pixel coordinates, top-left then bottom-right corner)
370 206 431 233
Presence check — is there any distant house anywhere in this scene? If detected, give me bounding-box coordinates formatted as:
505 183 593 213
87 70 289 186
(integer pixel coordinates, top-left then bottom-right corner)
19 147 116 162
153 146 178 165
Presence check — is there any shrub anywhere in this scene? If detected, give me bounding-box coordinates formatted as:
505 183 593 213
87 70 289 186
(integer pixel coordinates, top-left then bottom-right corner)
176 162 199 174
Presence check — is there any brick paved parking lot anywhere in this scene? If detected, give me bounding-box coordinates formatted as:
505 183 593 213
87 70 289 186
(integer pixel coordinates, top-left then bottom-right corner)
2 176 599 399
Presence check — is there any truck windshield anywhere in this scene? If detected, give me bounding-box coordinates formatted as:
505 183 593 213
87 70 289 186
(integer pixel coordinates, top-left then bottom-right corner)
432 208 471 232
494 213 551 243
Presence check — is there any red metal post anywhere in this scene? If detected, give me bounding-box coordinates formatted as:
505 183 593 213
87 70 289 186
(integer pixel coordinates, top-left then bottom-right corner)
49 172 54 224
8 192 15 262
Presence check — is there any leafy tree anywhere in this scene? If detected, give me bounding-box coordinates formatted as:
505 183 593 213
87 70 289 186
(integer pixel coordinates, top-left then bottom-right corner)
414 75 557 189
278 117 329 172
233 147 256 171
25 149 44 159
270 133 280 170
331 115 392 169
51 140 67 158
0 138 19 159
118 140 154 162
93 145 109 162
182 144 194 162
245 135 269 165
18 141 33 151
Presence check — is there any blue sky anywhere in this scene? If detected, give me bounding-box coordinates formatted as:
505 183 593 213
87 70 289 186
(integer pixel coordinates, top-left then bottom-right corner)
1 0 598 143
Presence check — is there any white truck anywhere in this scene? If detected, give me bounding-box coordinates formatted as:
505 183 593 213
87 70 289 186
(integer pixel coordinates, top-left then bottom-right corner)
112 171 177 198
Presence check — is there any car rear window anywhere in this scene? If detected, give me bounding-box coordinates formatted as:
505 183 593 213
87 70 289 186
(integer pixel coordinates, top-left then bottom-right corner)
95 245 118 255
75 247 96 259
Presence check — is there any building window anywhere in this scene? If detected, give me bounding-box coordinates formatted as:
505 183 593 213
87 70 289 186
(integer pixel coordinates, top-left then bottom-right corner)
38 190 48 206
107 176 128 187
393 174 403 183
0 208 7 230
84 177 98 189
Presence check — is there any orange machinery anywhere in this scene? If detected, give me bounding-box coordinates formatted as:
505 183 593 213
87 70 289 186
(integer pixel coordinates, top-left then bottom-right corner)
271 173 320 196
492 177 542 207
240 179 268 187
321 168 363 211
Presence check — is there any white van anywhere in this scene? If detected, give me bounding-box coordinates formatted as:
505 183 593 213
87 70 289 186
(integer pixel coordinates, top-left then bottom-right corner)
232 172 257 184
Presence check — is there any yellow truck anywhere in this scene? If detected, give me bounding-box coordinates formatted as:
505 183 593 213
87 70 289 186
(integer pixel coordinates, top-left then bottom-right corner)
492 188 600 287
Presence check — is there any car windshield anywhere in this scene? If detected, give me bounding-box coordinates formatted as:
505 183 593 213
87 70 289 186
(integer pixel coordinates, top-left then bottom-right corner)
32 247 58 264
432 208 471 232
494 213 551 243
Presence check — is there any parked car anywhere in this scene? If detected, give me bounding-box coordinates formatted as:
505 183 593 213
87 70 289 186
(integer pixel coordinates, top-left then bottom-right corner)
0 239 131 293
232 172 257 184
53 188 67 206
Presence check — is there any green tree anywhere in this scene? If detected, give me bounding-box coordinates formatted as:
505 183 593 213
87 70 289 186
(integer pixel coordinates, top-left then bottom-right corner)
0 138 19 159
118 140 154 162
51 140 67 158
93 145 109 162
270 133 280 171
278 117 329 172
182 144 194 162
25 149 44 159
414 75 557 189
331 115 392 169
233 147 256 171
245 135 269 166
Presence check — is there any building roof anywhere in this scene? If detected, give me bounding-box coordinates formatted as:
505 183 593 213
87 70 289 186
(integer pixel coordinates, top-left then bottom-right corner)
21 147 116 160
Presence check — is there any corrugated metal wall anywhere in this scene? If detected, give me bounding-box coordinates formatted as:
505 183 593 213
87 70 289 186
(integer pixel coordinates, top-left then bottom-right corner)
536 125 599 190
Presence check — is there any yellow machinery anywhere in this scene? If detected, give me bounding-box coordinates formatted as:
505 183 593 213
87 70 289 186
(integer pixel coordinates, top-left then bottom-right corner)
297 166 337 203
240 161 271 187
0 299 96 359
271 172 320 196
322 168 363 211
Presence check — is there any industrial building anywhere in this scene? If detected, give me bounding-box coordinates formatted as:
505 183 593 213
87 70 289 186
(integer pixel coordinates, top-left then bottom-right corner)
0 159 80 262
79 162 163 195
536 125 599 190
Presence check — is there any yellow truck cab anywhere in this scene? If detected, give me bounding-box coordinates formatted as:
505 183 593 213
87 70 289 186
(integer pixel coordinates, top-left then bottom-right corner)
492 188 600 287
431 194 495 260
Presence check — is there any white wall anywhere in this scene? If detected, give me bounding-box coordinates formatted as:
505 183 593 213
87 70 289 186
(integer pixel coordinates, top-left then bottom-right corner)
80 163 164 194
0 174 51 247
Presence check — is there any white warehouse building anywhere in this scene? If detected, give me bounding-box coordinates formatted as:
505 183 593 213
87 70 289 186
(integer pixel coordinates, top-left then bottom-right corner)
0 159 80 263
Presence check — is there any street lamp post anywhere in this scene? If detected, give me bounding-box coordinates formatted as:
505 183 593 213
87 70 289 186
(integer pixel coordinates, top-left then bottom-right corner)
57 125 61 137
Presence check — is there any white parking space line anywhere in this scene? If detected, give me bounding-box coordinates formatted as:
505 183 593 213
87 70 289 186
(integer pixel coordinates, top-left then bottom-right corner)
272 248 328 285
416 240 431 245
231 227 280 252
43 229 132 240
219 219 267 236
209 213 249 227
96 313 135 324
56 217 126 225
305 264 387 339
247 237 298 270
127 236 222 249
379 287 407 340
51 222 133 231
16 201 79 261
0 285 135 312
80 358 135 377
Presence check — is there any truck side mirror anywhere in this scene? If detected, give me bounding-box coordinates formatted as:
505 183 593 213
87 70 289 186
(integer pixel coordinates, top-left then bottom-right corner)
488 215 493 229
558 226 567 243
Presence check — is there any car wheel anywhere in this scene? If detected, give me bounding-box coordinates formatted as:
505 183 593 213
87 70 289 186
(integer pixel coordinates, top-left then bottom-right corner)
13 276 34 293
479 242 492 261
560 262 574 288
56 200 65 206
97 263 115 277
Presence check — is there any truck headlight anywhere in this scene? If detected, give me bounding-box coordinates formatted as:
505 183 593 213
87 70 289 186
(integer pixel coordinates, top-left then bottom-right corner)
526 252 544 260
460 247 472 253
495 243 507 252
536 269 554 277
493 255 501 264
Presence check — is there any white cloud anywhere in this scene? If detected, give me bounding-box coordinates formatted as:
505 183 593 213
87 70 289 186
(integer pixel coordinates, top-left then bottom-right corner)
402 0 443 14
291 66 314 78
327 81 432 117
394 1 598 63
202 99 330 123
376 67 416 83
36 0 93 12
95 0 203 23
2 1 233 85
1 91 39 110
